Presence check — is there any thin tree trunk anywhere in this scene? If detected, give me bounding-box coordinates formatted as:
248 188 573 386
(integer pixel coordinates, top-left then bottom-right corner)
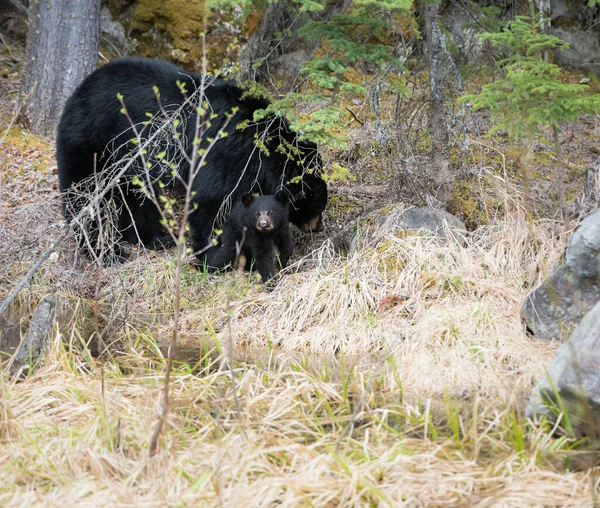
534 0 551 61
20 0 100 137
7 295 57 377
553 125 570 230
424 0 453 207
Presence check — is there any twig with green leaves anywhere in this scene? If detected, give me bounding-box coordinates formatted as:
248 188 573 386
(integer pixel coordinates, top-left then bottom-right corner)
131 87 236 457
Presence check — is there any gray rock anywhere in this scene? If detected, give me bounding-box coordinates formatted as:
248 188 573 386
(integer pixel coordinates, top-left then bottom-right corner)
100 6 126 45
335 204 467 255
443 1 487 66
522 266 600 341
565 209 600 279
551 27 600 70
549 0 570 20
100 6 137 55
237 0 315 88
526 300 600 433
522 210 600 340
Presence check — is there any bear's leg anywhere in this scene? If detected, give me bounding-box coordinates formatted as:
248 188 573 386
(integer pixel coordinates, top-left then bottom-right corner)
119 188 174 250
275 229 294 269
251 247 277 282
57 147 107 258
68 190 129 264
58 148 135 263
188 200 224 257
204 233 236 272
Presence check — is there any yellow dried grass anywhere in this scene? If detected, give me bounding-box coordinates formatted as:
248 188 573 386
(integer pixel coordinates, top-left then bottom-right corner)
1 212 598 507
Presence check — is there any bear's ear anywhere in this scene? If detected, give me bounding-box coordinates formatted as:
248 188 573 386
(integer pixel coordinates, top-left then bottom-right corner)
275 190 289 204
241 193 254 207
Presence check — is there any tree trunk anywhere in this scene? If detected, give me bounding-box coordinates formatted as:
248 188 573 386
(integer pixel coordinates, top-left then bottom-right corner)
20 0 100 137
534 0 551 61
424 0 453 207
553 125 570 230
534 0 551 28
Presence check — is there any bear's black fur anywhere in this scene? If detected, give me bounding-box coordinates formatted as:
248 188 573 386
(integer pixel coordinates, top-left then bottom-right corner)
206 191 292 281
56 57 327 261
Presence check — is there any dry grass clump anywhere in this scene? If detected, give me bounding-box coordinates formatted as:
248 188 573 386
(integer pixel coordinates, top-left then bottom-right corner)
0 325 598 506
2 172 598 505
212 213 564 406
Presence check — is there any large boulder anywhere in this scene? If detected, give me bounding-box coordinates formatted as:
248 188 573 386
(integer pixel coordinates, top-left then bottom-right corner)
565 208 600 278
526 300 600 434
522 209 600 341
334 204 467 255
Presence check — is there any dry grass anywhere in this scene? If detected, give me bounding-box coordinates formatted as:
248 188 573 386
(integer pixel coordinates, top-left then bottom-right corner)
2 201 599 506
218 215 561 403
1 111 598 506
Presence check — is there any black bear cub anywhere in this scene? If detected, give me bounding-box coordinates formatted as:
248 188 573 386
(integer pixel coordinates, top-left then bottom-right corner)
207 192 293 282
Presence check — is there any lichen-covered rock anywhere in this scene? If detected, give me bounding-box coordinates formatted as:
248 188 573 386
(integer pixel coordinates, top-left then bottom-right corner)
522 266 599 341
104 0 243 72
526 300 600 434
522 210 600 341
335 204 467 255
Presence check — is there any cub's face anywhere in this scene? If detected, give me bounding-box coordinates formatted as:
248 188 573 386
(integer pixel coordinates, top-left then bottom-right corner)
241 191 289 234
255 209 276 233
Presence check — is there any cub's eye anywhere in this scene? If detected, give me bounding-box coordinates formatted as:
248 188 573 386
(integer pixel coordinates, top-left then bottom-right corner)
267 210 273 216
254 212 260 218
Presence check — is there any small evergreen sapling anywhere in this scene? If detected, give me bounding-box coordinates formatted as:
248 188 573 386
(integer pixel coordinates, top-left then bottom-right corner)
462 15 600 226
294 0 412 147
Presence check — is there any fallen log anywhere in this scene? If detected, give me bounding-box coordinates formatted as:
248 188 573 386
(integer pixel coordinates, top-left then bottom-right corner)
7 295 56 377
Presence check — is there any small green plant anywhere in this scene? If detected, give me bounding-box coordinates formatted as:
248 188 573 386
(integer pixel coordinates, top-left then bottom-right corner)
463 16 600 142
220 0 413 147
462 14 600 225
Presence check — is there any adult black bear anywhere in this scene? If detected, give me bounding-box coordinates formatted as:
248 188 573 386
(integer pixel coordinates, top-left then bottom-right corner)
207 192 292 281
56 57 327 261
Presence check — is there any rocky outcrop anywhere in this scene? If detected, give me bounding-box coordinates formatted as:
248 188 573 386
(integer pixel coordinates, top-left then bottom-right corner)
550 0 600 71
522 209 600 341
335 204 467 255
527 299 600 435
100 6 130 53
552 27 600 72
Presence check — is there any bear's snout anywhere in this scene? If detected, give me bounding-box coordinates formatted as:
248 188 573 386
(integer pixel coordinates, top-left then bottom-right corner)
301 215 323 233
256 212 274 233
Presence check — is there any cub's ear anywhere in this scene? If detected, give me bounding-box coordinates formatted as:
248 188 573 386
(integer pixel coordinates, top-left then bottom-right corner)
275 190 289 204
241 194 254 207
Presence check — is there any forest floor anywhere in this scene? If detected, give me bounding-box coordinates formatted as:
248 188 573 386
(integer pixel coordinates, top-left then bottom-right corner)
1 34 600 508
